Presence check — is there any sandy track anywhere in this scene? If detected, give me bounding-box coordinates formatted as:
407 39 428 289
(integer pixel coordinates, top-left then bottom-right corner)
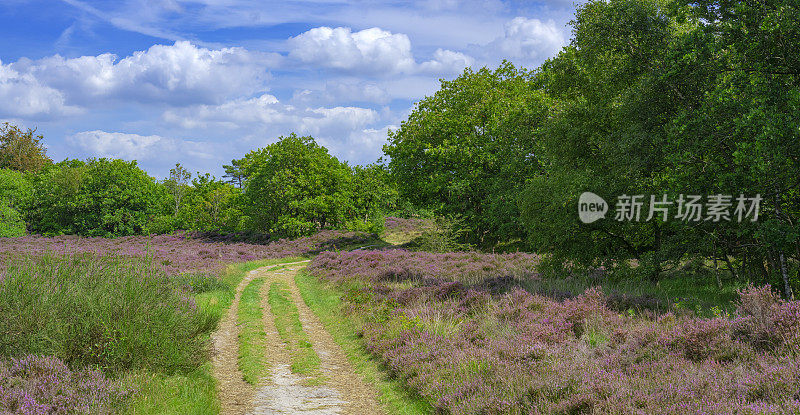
213 261 382 415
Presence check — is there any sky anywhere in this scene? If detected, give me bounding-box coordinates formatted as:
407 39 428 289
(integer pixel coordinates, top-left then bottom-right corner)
0 0 577 178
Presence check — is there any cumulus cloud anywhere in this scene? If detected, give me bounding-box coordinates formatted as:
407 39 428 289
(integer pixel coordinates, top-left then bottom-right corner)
161 93 387 164
289 27 416 74
288 26 472 76
10 41 274 107
418 49 474 74
68 130 212 161
476 17 566 66
0 61 82 118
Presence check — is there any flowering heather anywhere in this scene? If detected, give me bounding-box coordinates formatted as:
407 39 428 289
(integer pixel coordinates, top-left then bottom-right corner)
309 249 539 286
384 216 432 235
0 355 120 415
309 250 800 414
0 230 374 275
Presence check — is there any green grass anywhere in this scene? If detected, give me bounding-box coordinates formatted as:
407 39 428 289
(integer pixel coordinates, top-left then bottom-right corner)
121 364 218 415
295 270 435 414
125 256 308 412
0 254 211 374
237 277 269 385
522 271 745 316
267 281 323 383
222 256 309 288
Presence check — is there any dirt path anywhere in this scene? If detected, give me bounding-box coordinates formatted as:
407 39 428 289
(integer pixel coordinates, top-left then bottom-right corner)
211 266 258 415
212 261 382 415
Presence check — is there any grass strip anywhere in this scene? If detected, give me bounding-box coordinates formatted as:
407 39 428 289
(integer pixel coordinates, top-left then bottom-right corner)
267 281 323 383
295 270 435 414
120 257 306 413
121 363 217 415
237 277 269 385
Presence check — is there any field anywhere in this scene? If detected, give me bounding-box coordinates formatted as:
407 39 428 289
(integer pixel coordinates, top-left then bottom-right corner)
2 219 799 414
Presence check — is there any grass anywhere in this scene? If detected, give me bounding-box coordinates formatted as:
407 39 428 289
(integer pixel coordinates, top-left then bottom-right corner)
522 271 745 316
121 363 218 415
0 254 210 373
267 280 324 383
237 277 269 385
295 270 435 414
125 256 309 412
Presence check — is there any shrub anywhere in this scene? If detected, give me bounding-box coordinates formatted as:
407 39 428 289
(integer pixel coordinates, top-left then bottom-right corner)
0 355 120 415
0 199 25 237
0 255 212 374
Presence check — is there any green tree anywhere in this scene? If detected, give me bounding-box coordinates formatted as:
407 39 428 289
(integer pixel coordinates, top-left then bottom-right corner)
241 134 353 237
164 163 191 217
384 62 549 249
27 159 167 236
178 173 243 232
0 123 51 172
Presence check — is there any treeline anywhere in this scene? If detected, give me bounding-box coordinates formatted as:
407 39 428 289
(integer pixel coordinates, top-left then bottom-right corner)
0 129 394 239
384 0 800 294
1 0 798 294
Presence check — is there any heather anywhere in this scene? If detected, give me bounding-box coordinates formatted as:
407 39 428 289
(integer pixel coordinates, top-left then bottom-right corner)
0 355 120 414
0 230 375 275
309 250 800 414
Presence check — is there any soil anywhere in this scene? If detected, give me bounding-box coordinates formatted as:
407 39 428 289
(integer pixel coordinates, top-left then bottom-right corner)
212 261 382 415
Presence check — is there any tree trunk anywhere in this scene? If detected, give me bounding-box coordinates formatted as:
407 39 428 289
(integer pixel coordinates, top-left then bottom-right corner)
779 252 794 299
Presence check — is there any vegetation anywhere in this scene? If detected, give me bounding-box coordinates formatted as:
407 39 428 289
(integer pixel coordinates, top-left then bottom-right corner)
268 280 323 381
309 249 800 414
295 270 435 414
0 123 51 172
237 277 269 385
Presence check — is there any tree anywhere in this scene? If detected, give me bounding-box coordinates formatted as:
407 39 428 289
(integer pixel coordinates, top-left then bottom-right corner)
240 134 353 237
384 62 549 249
26 159 167 236
177 173 243 232
0 123 51 172
222 159 246 188
164 163 191 217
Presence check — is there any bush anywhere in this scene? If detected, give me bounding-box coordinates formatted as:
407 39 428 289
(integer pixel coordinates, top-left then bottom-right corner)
0 199 25 237
26 159 168 236
0 355 120 414
0 255 213 374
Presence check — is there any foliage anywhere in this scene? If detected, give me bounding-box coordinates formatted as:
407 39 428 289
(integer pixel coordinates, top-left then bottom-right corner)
0 199 26 237
0 255 212 374
177 173 244 233
516 0 800 292
164 163 191 217
0 123 51 172
239 134 392 237
310 251 800 414
25 159 167 236
0 355 121 415
384 62 549 248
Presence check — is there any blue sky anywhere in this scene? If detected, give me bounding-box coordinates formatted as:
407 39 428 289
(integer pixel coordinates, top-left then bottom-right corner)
0 0 577 178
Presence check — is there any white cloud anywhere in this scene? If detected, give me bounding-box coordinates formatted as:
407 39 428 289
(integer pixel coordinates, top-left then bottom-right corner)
289 27 416 75
288 26 473 76
0 61 82 119
10 41 274 107
163 94 379 136
418 49 474 74
292 81 390 105
477 17 566 66
161 93 387 164
68 130 212 161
